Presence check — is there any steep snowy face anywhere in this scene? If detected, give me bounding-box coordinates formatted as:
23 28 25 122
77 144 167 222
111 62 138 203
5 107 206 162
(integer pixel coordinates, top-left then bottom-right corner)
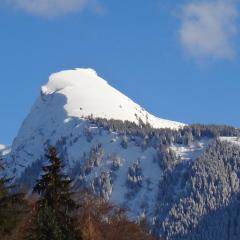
9 68 184 176
13 68 184 149
40 68 184 129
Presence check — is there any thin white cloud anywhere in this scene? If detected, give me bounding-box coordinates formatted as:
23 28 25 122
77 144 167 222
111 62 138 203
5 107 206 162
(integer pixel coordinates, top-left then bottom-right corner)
179 0 238 60
4 0 102 18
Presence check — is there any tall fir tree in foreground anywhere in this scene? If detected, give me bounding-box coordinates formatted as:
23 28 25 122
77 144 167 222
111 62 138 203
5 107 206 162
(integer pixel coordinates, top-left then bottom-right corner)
0 158 26 236
28 147 82 240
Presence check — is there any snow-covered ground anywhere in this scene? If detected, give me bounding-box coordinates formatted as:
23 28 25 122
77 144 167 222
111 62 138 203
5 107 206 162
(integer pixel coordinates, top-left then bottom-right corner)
219 137 240 146
170 139 211 162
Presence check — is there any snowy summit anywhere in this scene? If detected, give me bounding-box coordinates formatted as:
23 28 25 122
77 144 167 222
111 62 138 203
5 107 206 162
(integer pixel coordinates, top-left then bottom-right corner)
40 68 184 129
12 68 184 148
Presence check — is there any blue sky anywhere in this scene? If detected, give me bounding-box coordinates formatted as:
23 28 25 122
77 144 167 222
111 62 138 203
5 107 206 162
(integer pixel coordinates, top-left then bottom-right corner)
0 0 240 144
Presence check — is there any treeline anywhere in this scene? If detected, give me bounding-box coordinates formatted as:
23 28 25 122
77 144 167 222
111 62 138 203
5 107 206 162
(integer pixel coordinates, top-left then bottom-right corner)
155 140 240 239
88 117 240 148
0 148 159 240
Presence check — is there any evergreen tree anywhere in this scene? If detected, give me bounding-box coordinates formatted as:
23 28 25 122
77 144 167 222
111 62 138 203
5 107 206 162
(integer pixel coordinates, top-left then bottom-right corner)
27 147 82 240
120 134 128 149
0 158 26 236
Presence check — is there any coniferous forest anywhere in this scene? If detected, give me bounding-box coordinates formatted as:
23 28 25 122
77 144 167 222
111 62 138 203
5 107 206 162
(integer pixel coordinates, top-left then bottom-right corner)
2 118 240 239
0 147 159 240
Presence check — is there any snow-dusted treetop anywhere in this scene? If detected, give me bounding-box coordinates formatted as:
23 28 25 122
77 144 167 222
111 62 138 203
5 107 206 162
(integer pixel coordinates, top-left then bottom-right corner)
40 68 184 129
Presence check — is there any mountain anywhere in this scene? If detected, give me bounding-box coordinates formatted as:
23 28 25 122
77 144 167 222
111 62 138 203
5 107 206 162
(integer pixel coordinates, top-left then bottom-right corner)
42 68 183 129
2 68 240 240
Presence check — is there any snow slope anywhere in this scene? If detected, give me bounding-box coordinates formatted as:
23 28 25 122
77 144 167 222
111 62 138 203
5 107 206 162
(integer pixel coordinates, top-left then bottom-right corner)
41 68 184 129
13 68 184 148
170 138 211 162
219 137 240 146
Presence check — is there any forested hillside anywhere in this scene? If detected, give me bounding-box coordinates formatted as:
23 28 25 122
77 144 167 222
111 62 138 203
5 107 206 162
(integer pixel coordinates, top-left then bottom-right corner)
2 118 240 239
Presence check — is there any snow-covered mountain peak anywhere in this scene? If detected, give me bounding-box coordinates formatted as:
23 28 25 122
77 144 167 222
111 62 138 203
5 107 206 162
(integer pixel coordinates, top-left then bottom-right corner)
41 68 106 95
39 68 184 129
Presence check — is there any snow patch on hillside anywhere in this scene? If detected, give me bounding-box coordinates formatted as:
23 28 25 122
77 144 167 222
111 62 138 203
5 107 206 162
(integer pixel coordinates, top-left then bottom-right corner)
219 137 240 146
170 139 211 162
